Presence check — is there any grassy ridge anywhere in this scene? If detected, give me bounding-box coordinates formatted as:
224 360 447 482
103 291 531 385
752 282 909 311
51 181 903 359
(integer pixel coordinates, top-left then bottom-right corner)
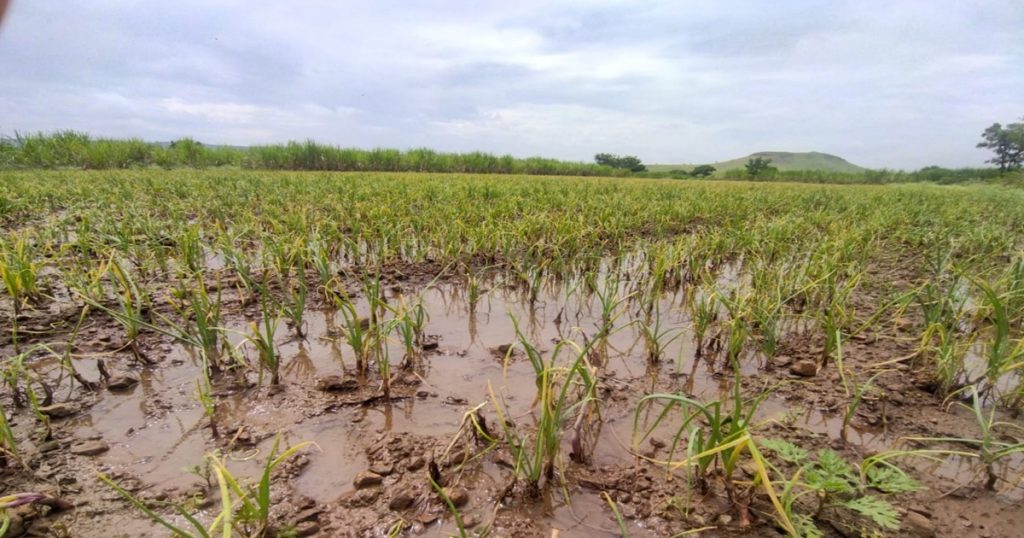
0 131 627 177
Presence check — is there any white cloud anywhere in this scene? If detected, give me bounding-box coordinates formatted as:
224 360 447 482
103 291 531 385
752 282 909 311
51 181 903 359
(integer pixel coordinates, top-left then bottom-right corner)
0 0 1021 168
159 98 262 124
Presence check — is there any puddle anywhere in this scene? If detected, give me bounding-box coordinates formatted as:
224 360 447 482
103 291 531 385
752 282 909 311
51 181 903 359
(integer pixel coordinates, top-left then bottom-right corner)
16 268 1024 535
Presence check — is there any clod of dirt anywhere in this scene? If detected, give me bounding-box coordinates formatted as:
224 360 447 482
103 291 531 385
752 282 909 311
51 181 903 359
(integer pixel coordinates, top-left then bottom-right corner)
38 403 79 419
293 507 321 523
352 470 384 489
789 359 818 377
315 375 359 392
3 507 28 537
294 521 320 537
443 487 469 508
107 374 139 391
490 344 520 359
369 463 394 476
462 513 479 528
70 440 109 456
388 491 415 511
903 511 936 537
772 355 794 367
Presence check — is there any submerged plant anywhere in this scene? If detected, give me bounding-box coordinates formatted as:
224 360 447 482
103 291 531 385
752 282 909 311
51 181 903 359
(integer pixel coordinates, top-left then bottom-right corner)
489 323 599 494
100 436 315 537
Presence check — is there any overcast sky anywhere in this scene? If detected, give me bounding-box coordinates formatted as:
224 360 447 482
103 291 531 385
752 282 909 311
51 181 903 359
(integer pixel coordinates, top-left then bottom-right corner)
1 1 1021 169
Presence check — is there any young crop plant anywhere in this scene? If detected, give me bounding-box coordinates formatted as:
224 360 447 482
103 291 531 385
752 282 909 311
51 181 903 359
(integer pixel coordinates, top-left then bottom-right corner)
0 233 42 351
488 324 599 495
218 240 261 305
689 283 718 358
281 275 308 339
162 277 227 376
334 291 374 371
817 268 861 369
105 255 156 364
0 401 21 468
636 303 682 364
832 335 889 442
99 436 316 537
908 387 1024 490
633 380 796 535
243 290 283 386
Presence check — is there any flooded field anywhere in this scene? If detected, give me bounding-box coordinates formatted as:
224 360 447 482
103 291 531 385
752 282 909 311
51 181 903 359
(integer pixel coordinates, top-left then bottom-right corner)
2 170 1024 537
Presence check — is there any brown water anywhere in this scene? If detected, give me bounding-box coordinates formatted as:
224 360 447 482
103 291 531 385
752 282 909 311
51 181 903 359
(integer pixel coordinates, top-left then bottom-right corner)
20 274 1024 536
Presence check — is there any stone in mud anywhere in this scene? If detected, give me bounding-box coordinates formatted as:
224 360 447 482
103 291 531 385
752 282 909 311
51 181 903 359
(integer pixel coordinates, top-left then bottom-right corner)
461 513 479 528
789 360 818 377
406 456 426 471
388 491 415 511
492 453 515 469
316 375 359 392
293 507 321 523
352 470 383 489
70 440 109 456
903 511 935 537
443 487 469 508
39 403 79 419
369 463 394 476
294 521 320 537
38 440 61 453
107 375 139 391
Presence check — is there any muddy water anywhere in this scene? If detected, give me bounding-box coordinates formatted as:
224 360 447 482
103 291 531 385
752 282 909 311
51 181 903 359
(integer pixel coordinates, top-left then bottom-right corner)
30 275 1022 536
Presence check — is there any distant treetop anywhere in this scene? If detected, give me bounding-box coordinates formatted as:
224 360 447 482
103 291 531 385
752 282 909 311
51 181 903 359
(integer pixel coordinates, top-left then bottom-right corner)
594 153 647 172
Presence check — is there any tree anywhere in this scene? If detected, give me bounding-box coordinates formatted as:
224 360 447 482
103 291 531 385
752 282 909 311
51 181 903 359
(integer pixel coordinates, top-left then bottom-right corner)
690 164 716 177
977 118 1024 172
745 156 776 177
594 153 646 172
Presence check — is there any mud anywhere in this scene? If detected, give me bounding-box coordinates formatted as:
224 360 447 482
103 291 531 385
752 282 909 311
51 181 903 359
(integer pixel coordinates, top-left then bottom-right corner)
1 263 1022 537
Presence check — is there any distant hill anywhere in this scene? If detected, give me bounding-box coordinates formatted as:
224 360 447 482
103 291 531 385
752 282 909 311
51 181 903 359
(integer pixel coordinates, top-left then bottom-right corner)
649 151 866 175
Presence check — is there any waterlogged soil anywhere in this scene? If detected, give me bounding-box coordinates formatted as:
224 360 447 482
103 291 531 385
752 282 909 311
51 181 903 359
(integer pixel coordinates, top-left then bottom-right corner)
2 265 1023 538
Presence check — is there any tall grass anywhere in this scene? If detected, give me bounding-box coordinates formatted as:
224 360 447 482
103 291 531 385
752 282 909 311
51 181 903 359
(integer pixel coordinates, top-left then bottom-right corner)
1 131 628 176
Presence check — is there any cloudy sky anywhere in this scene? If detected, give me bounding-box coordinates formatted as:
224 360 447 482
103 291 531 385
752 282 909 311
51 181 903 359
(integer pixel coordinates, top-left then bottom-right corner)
1 1 1021 169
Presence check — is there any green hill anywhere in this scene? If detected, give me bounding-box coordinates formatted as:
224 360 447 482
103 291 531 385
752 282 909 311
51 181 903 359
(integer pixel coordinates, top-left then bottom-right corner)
649 151 866 174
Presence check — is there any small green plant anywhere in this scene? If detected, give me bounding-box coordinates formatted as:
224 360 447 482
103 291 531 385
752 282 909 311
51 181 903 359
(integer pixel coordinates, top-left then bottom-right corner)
105 255 155 364
0 233 42 351
428 474 469 538
761 440 919 536
488 325 599 494
334 291 373 371
244 291 282 386
832 334 888 442
636 304 682 364
165 277 225 373
689 285 718 357
281 276 308 339
909 387 1024 490
0 402 21 468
